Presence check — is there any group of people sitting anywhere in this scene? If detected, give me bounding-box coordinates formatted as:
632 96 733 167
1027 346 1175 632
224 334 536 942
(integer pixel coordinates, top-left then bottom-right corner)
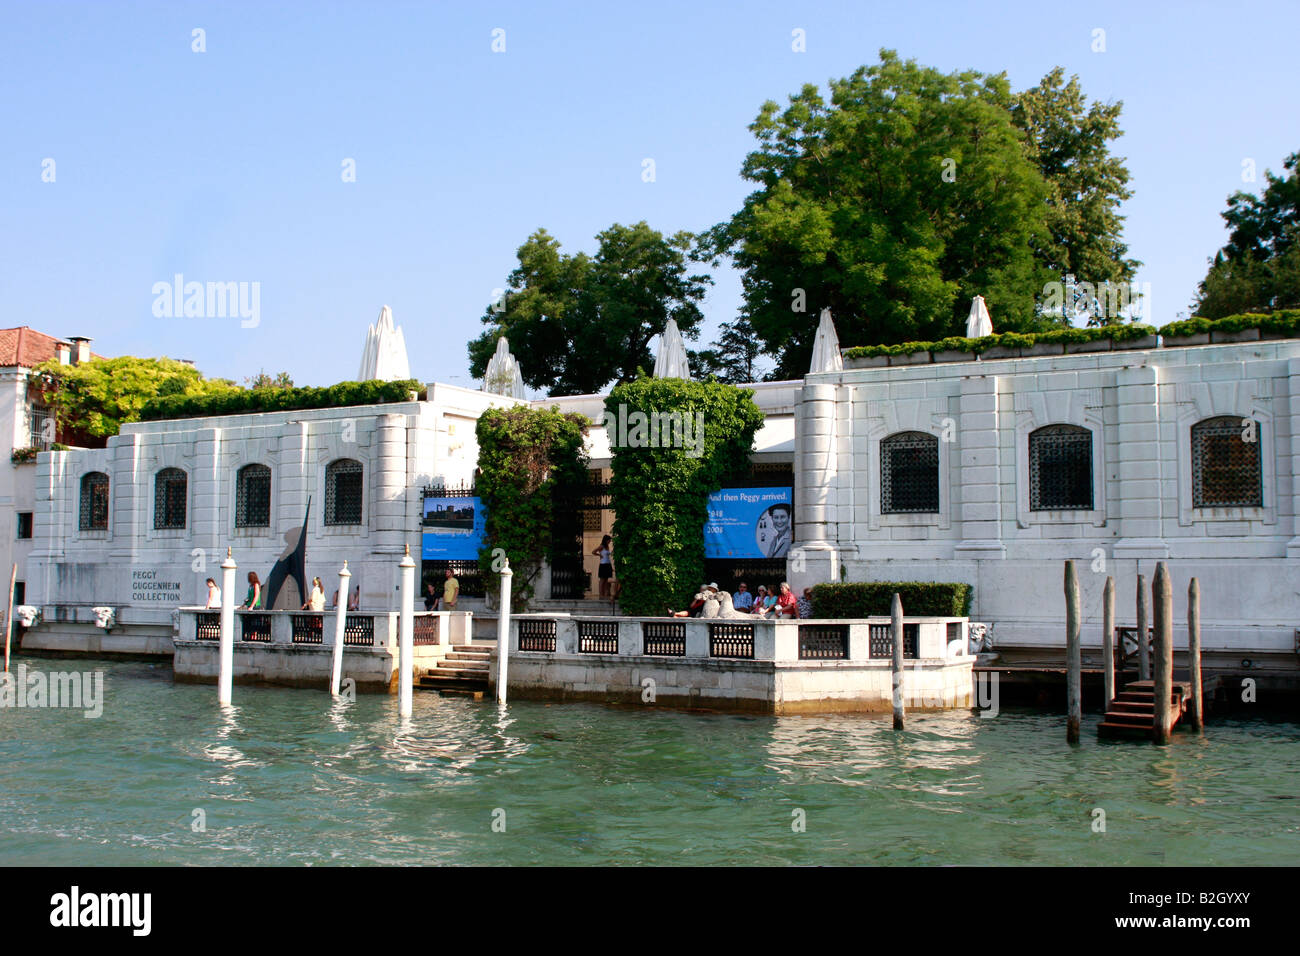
669 581 813 619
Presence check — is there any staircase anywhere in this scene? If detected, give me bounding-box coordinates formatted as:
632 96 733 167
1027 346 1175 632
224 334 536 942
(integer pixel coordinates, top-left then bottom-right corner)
417 641 495 698
1097 679 1192 740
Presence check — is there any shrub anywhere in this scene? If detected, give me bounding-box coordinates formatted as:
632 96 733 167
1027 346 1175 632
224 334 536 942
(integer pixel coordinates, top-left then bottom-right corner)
140 379 424 420
1160 309 1300 339
811 582 972 618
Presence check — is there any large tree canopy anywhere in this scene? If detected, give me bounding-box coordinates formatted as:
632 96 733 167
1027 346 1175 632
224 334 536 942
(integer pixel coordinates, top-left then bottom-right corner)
1193 151 1300 317
704 50 1137 376
469 222 711 395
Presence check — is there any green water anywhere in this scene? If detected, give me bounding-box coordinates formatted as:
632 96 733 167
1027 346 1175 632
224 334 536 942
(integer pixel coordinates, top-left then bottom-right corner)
1 659 1297 866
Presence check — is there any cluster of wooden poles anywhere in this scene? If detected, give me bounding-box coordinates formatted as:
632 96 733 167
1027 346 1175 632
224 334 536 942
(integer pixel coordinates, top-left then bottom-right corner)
1064 559 1205 744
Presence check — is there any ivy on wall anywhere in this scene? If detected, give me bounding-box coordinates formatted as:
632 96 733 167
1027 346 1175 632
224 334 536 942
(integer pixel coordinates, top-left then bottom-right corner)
475 405 590 609
606 377 764 616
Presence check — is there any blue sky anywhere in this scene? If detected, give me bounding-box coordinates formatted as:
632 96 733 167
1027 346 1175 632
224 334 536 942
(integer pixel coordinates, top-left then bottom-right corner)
2 0 1296 391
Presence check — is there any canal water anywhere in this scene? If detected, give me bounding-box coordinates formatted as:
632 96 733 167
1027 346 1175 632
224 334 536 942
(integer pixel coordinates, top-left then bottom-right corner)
1 659 1297 866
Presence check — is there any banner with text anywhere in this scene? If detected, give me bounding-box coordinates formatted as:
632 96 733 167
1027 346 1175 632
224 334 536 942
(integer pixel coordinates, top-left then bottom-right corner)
703 487 794 559
421 496 486 561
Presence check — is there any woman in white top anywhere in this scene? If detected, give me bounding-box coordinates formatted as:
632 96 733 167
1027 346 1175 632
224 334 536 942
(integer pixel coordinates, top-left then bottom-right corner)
592 534 615 599
205 578 222 609
303 576 326 612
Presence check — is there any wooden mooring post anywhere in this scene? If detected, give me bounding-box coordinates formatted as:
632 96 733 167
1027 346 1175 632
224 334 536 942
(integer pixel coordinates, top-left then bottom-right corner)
1136 572 1150 681
1102 575 1115 706
891 592 904 730
1065 561 1081 743
1188 577 1204 731
1152 562 1174 744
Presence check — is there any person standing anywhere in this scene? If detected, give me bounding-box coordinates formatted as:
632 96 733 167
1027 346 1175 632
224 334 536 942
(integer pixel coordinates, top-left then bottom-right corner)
302 576 325 611
592 534 615 599
205 578 222 609
240 571 261 609
443 568 459 611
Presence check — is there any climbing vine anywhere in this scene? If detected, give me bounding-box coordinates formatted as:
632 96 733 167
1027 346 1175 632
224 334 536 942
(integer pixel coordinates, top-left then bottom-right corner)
606 377 763 615
475 405 590 608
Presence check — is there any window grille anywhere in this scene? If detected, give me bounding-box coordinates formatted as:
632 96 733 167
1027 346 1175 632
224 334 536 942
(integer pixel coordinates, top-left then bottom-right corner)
1029 425 1092 510
881 431 940 513
154 468 187 529
28 404 55 450
1192 416 1262 507
325 459 363 525
80 472 109 530
236 464 272 527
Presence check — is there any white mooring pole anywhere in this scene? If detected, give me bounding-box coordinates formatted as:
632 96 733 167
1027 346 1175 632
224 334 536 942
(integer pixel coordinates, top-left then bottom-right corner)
398 545 415 718
218 547 237 705
331 560 351 696
495 561 513 704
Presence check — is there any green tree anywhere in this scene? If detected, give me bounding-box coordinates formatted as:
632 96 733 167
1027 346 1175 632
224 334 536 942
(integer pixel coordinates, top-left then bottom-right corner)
690 317 767 384
1011 66 1138 322
605 378 763 615
708 51 1137 374
1193 151 1300 317
475 405 590 608
469 222 711 395
34 356 236 439
245 369 294 389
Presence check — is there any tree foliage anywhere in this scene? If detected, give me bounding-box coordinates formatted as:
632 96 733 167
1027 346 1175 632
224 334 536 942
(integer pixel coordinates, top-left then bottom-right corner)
468 222 712 395
1193 151 1300 317
705 50 1137 376
605 378 763 615
690 317 768 384
475 405 590 609
33 356 237 438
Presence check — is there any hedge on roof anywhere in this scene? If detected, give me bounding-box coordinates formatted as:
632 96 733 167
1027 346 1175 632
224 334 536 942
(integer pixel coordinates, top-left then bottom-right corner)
811 582 972 618
841 323 1156 359
140 379 425 420
1158 309 1300 339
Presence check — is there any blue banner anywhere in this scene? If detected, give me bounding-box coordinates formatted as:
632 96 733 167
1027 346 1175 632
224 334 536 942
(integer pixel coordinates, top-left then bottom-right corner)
703 487 794 559
421 496 486 560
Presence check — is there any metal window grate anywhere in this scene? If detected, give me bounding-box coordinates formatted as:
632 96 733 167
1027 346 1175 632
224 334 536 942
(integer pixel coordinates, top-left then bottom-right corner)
154 468 187 529
519 618 557 652
342 615 374 646
946 621 962 646
798 624 849 660
196 612 220 640
881 431 940 513
79 472 109 531
413 615 440 646
240 613 272 643
236 464 272 528
325 459 363 525
28 404 55 450
643 621 686 656
291 614 323 644
1029 425 1092 510
1192 416 1262 507
868 623 919 659
577 620 619 654
710 622 754 659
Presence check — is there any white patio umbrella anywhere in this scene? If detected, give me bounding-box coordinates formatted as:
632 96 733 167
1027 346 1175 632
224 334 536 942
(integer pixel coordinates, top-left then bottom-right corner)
966 296 994 339
653 318 692 380
809 308 844 373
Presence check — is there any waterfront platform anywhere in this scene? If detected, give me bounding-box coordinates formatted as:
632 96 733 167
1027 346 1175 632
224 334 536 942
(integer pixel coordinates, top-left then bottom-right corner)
490 613 974 714
172 608 473 692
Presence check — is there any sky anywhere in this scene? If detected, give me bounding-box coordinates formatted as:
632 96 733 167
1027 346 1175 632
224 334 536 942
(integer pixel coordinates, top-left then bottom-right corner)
2 0 1296 393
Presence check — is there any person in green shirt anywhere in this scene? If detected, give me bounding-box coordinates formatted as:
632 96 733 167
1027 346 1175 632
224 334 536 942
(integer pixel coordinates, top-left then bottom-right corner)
240 571 262 609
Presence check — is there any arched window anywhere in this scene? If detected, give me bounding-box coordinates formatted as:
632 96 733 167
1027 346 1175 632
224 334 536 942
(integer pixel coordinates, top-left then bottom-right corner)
236 464 272 528
154 467 187 529
79 472 109 530
1192 416 1262 507
325 459 363 525
881 431 939 514
1029 424 1092 511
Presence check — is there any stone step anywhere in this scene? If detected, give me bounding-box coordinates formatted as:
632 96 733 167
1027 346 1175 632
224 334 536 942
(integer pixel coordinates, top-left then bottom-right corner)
428 662 489 676
1102 711 1152 726
1110 700 1155 713
446 651 490 662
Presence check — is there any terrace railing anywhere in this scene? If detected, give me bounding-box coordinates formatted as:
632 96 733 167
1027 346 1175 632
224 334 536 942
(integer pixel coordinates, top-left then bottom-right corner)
176 609 466 651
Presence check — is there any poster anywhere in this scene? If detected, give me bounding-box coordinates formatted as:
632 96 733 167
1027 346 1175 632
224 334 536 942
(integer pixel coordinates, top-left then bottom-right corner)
703 487 793 559
421 496 486 560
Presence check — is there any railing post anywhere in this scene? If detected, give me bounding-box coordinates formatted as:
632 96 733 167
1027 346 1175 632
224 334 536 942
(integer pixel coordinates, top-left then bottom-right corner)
1152 562 1173 744
1102 575 1115 706
1065 560 1081 744
1136 571 1150 681
1188 577 1203 731
219 548 236 706
496 561 513 704
398 546 415 717
331 560 351 696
